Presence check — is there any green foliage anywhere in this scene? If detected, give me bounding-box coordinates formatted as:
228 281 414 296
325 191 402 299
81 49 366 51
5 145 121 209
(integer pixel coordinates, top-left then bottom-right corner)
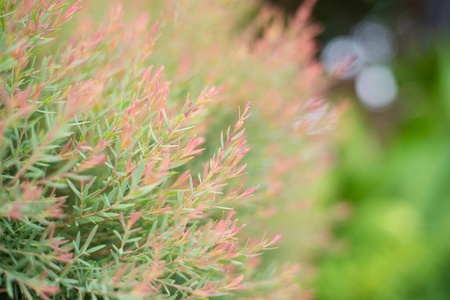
0 1 289 298
0 0 337 299
143 0 339 278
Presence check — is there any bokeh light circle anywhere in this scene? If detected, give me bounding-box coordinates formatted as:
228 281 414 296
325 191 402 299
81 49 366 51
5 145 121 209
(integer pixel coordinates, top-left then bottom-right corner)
320 36 364 79
355 64 398 110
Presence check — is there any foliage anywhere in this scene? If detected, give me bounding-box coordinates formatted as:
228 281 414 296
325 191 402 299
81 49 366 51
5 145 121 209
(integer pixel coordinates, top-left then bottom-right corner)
0 0 337 299
139 0 342 282
0 1 283 298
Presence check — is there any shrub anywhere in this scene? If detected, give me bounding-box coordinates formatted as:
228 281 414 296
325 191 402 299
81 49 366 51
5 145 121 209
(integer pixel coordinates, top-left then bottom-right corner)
0 1 295 299
142 0 343 285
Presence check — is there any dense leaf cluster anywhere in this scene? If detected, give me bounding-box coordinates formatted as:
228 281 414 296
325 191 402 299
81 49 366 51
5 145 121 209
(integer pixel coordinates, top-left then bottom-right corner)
0 1 284 299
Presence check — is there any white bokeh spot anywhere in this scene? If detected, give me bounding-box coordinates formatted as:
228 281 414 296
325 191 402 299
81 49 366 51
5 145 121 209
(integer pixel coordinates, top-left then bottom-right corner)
355 64 398 110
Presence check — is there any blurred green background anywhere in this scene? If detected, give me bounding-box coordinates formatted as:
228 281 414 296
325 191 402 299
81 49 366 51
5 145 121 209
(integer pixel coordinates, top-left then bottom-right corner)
264 0 450 299
316 43 450 299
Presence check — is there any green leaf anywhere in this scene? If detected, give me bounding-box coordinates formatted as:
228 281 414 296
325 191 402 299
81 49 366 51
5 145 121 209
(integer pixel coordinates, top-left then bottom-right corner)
114 203 135 210
98 212 118 218
131 161 146 190
83 216 104 223
66 178 81 198
80 225 98 254
86 244 106 254
0 57 17 73
112 230 122 241
75 231 81 248
6 274 13 298
43 181 68 188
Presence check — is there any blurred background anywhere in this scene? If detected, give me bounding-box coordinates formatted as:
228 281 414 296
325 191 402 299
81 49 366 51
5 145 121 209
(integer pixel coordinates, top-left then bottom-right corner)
265 0 450 299
76 0 450 298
